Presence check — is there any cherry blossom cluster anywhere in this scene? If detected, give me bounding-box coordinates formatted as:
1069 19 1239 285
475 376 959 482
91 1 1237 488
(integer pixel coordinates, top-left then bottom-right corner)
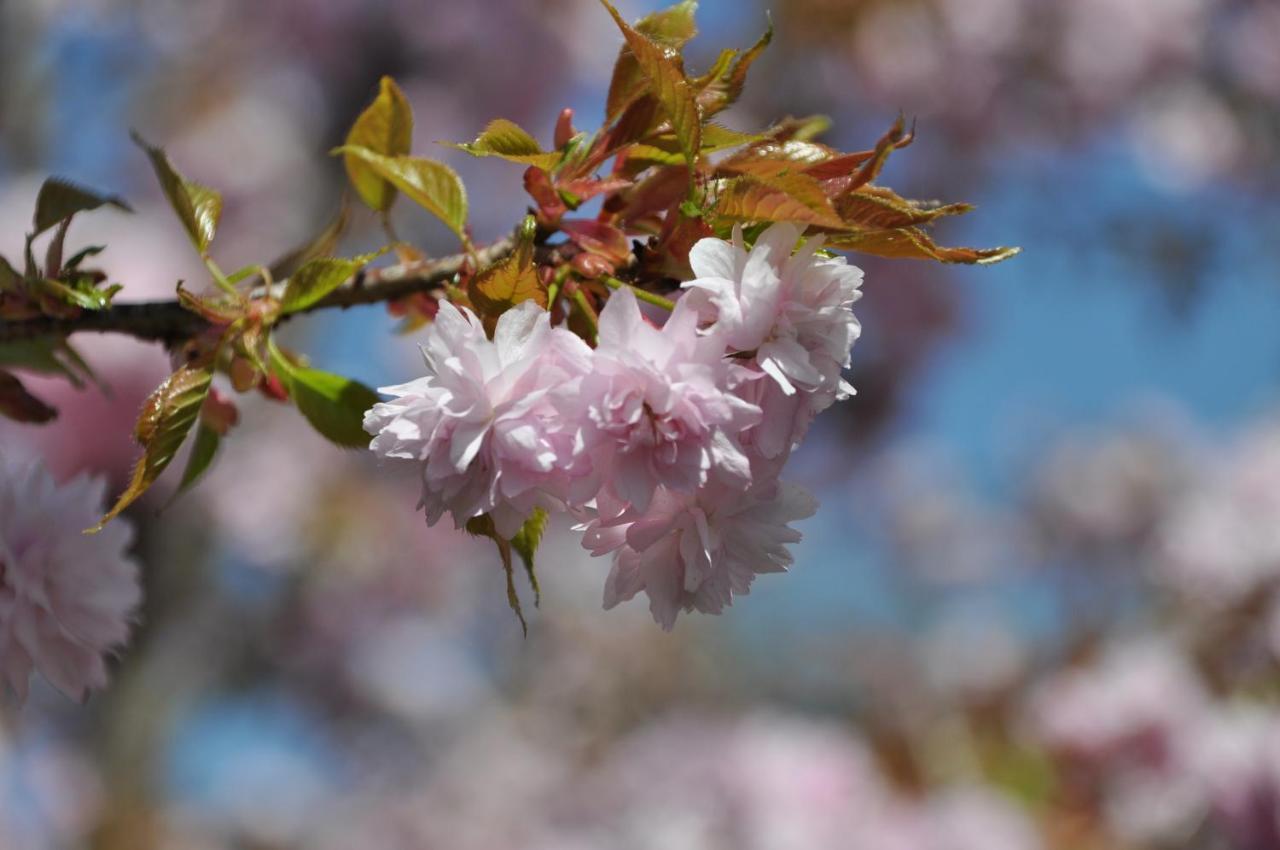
364 223 862 628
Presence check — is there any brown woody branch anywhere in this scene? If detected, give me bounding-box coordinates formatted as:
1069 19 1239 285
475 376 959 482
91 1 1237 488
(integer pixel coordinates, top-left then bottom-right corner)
0 237 516 345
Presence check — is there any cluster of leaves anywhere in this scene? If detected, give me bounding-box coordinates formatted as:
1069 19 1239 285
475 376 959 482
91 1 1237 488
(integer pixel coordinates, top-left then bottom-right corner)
0 182 132 422
0 0 1015 622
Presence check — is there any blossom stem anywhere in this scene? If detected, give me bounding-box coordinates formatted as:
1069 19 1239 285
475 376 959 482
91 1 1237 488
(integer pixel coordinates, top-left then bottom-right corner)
546 265 572 308
568 285 598 342
600 276 676 311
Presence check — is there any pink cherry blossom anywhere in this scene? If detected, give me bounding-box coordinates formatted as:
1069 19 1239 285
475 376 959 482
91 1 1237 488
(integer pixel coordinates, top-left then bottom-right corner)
570 287 760 512
0 456 141 702
683 222 864 405
364 300 592 539
582 477 817 630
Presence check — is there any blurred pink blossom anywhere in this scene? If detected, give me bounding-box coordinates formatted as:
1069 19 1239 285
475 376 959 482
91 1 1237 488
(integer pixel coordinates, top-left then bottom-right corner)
0 456 140 701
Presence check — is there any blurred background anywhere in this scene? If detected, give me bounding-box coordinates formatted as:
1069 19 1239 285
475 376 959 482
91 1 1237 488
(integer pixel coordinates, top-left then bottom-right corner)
2 0 1280 847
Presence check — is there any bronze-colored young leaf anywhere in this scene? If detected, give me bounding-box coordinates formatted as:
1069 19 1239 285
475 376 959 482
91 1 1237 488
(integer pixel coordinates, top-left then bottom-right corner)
90 364 213 532
468 217 545 319
600 0 703 176
839 115 914 195
280 249 385 314
268 341 379 448
605 0 699 121
825 227 1021 265
343 76 414 212
714 173 845 229
33 178 131 236
699 17 773 117
446 119 561 171
0 370 57 423
719 140 840 177
834 188 972 231
333 146 468 241
132 132 222 255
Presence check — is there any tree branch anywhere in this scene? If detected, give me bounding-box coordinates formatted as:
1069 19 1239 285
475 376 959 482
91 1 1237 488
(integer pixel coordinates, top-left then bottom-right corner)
0 237 515 345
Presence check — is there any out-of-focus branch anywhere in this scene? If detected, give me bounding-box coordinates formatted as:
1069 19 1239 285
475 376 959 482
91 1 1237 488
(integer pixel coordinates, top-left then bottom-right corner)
0 237 515 345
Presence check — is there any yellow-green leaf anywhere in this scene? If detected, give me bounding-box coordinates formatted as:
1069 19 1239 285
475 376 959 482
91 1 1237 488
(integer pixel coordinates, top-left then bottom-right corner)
343 76 414 212
132 133 222 254
511 508 549 607
280 249 385 314
446 119 561 170
469 216 545 320
90 364 212 532
33 178 131 236
600 0 702 175
333 146 468 241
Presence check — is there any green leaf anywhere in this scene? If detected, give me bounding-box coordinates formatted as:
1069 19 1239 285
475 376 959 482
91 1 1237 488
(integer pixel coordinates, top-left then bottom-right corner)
600 0 703 176
90 364 212 532
446 119 561 170
511 508 549 607
132 132 222 254
343 76 414 212
714 173 845 229
605 0 699 120
33 178 131 236
280 249 385 314
824 227 1021 265
268 203 351 281
465 514 529 636
333 146 468 241
175 423 220 496
269 341 379 448
468 216 545 320
39 277 120 311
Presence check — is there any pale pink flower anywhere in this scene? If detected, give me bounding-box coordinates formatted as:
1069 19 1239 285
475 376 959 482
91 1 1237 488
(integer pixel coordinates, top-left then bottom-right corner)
364 301 591 538
1026 638 1206 768
0 456 141 702
571 287 759 512
582 478 817 630
683 222 863 404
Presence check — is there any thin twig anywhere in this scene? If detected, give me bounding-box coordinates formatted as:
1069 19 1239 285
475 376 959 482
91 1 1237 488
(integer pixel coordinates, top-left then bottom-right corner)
0 237 515 345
